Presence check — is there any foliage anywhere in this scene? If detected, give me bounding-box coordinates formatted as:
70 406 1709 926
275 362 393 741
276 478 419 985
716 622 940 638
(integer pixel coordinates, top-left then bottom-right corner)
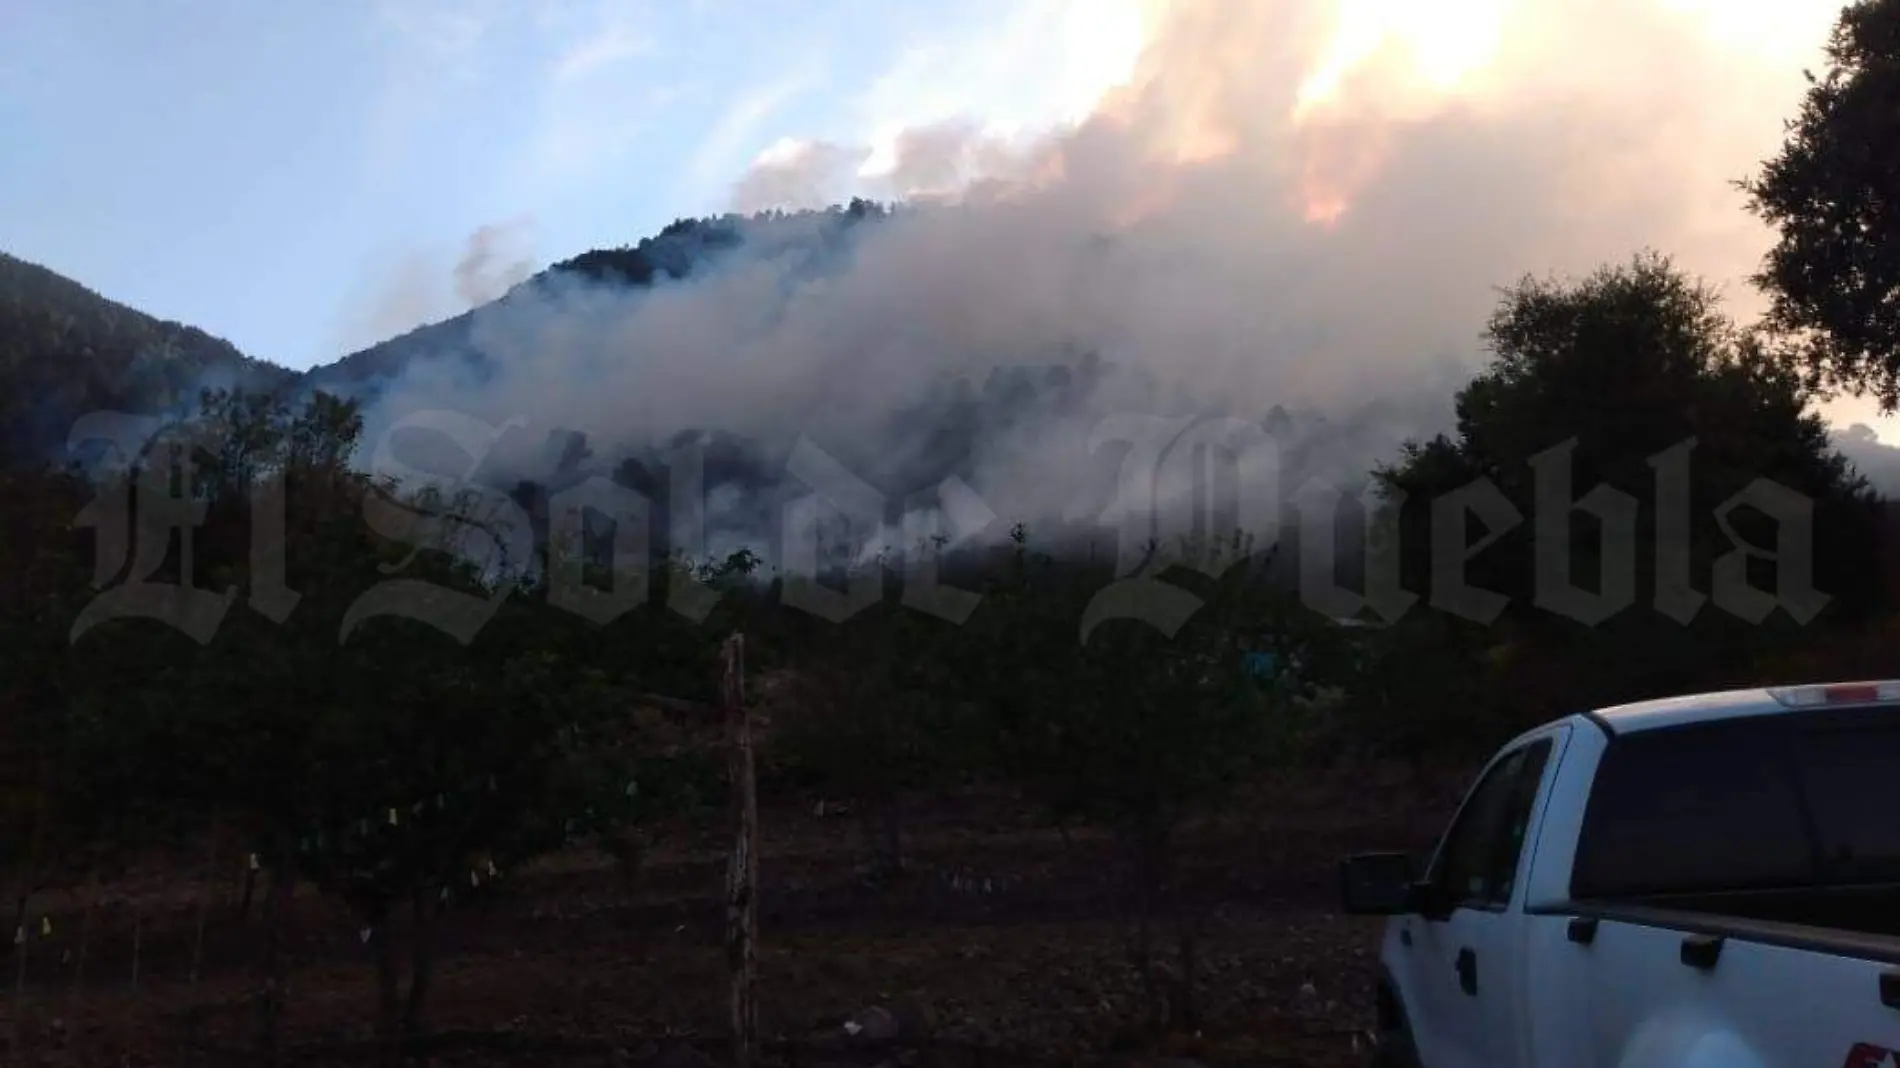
769 584 975 880
38 388 725 1050
1745 0 1900 408
0 252 289 461
1374 253 1884 730
941 527 1318 1027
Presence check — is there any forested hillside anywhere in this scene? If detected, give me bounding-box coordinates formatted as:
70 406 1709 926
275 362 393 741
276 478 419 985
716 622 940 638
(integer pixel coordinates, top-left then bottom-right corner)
301 201 885 399
0 252 291 461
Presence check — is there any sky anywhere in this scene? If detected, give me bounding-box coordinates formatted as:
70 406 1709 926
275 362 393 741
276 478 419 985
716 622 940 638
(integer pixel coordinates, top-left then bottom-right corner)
2 0 1892 436
0 0 1147 368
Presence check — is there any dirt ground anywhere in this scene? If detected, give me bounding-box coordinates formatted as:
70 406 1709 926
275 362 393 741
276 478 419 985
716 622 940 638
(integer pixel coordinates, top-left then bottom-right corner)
0 764 1466 1068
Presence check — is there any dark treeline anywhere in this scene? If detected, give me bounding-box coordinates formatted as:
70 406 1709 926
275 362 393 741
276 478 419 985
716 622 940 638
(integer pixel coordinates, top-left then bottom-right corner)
0 249 1892 1054
0 377 1335 1047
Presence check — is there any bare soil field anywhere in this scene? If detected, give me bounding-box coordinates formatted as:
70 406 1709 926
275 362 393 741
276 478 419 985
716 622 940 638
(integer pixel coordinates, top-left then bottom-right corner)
0 764 1467 1068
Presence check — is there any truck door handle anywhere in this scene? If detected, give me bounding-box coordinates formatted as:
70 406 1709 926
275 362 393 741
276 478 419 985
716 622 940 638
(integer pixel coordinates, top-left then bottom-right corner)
1680 934 1724 971
1455 947 1478 995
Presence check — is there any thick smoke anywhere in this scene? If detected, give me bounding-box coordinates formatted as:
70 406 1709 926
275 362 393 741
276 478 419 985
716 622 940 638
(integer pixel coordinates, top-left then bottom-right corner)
349 0 1861 577
1835 425 1900 498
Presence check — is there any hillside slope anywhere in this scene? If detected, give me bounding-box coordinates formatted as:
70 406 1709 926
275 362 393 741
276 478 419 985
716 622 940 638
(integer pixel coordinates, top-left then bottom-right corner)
0 251 291 460
302 203 879 400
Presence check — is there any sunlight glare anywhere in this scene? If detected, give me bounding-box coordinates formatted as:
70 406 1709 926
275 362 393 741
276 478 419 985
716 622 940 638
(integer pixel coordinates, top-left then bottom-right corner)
1295 0 1511 119
1658 0 1841 66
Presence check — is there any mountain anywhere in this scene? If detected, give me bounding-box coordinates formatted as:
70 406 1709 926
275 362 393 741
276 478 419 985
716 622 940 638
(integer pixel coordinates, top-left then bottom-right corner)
281 201 1414 587
10 196 1900 574
302 201 884 402
0 251 292 461
0 204 887 478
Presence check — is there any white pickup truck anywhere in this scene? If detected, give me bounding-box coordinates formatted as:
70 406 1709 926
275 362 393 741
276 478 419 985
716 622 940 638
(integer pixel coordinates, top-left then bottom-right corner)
1340 681 1900 1068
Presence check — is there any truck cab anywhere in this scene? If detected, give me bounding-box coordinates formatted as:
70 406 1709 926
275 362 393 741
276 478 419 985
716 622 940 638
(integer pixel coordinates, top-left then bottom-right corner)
1341 681 1900 1068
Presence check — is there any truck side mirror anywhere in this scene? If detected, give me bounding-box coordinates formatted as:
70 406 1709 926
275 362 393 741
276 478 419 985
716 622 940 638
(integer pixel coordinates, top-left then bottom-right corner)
1339 852 1416 915
1409 879 1456 922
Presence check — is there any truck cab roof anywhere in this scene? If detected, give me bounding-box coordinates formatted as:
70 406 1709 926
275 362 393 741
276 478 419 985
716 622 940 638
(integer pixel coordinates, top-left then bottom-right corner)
1588 680 1900 735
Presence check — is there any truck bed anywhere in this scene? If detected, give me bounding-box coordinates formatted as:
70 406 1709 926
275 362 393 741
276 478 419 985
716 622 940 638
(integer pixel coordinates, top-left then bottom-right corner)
1523 905 1900 1066
1614 882 1900 941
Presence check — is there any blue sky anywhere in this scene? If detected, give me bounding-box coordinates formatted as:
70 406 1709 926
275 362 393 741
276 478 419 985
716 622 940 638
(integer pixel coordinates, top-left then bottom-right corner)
0 0 1137 370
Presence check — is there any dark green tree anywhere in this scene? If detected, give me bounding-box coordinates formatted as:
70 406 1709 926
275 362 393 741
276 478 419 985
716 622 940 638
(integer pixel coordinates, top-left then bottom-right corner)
0 467 97 973
1744 0 1900 407
57 388 713 1062
954 527 1305 1032
1376 254 1882 729
770 571 973 885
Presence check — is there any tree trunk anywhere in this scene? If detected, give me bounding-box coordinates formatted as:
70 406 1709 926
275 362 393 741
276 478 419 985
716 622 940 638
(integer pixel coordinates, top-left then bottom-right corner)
8 772 47 1062
238 864 258 921
10 893 26 958
1124 819 1182 1030
253 868 294 1067
1136 819 1201 1034
123 904 143 1068
1120 827 1158 1025
70 868 98 1012
190 833 220 985
369 903 400 1068
129 907 142 991
880 806 903 878
12 900 27 1061
403 886 437 1063
1168 890 1201 1034
722 634 757 1068
859 804 904 882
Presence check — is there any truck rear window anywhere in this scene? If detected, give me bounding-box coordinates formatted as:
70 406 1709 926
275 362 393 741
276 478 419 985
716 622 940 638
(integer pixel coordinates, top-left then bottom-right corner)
1570 708 1900 898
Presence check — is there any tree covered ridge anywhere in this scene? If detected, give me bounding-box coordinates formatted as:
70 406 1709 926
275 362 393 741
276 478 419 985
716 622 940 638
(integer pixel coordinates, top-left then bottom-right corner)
0 251 292 462
306 199 893 397
0 201 893 469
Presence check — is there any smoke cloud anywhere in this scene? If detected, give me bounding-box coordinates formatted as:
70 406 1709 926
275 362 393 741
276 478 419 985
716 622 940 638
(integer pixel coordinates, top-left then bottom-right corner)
347 0 1872 575
453 221 537 308
338 220 537 354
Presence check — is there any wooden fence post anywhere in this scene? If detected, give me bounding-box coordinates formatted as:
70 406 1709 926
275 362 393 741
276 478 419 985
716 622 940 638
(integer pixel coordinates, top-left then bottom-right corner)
722 633 758 1068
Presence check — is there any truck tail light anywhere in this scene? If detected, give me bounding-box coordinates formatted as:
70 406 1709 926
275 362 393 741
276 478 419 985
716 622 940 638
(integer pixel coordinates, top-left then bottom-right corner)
1767 680 1900 707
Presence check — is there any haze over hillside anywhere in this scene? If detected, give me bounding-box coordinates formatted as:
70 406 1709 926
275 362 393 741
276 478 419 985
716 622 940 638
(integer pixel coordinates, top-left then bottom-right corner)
6 0 1897 575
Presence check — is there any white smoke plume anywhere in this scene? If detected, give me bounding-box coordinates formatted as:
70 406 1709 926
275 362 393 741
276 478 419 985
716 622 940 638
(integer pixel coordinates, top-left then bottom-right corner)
453 221 537 307
338 220 538 354
348 0 1852 573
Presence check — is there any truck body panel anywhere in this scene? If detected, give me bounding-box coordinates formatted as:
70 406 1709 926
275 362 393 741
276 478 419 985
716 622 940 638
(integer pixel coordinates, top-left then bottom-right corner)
1346 682 1900 1068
